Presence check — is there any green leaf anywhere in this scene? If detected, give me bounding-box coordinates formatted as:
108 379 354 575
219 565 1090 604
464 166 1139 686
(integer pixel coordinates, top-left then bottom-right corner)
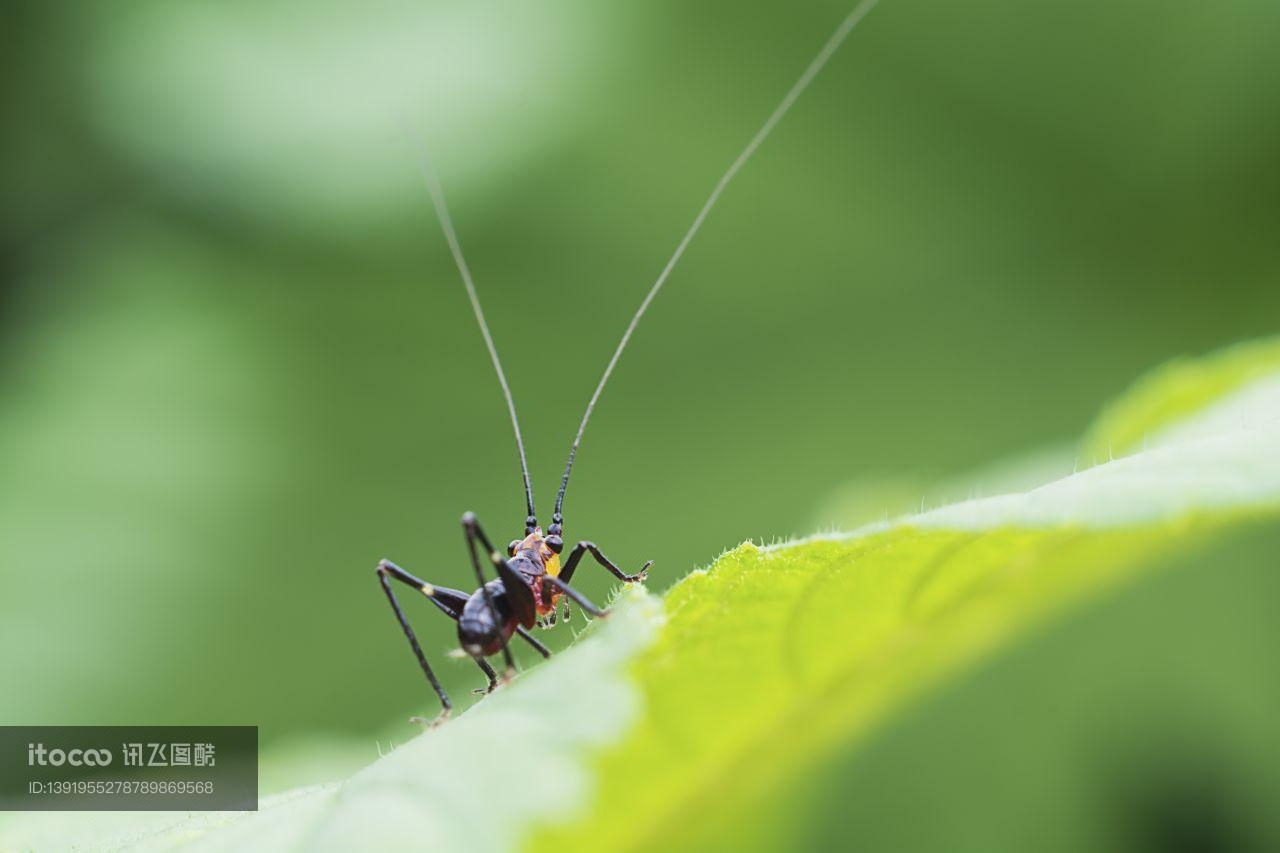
1080 335 1280 462
4 340 1280 852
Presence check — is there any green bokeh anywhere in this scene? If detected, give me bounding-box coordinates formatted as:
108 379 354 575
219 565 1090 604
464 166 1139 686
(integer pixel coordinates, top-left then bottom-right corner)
797 522 1280 852
2 0 1278 753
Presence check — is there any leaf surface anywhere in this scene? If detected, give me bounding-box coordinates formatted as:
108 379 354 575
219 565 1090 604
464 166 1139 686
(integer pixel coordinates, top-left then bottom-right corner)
5 340 1280 853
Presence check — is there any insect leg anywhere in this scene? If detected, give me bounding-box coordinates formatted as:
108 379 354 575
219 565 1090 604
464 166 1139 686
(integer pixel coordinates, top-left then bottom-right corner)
473 657 500 695
375 560 452 723
423 594 503 692
461 512 521 677
461 512 537 621
422 585 504 692
378 560 469 617
542 575 608 619
559 541 652 585
378 560 510 704
515 626 552 659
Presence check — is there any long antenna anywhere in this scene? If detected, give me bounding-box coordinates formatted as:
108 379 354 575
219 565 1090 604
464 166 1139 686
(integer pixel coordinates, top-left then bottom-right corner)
553 0 883 521
421 158 537 526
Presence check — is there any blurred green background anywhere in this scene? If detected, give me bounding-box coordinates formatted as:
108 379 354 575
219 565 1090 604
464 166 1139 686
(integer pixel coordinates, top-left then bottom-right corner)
2 0 1278 756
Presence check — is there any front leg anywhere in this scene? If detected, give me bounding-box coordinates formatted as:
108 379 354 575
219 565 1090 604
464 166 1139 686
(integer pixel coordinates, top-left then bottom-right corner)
559 541 653 585
542 575 607 619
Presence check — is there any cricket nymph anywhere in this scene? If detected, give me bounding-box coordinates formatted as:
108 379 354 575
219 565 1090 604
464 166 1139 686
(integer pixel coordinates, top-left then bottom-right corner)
374 0 873 726
377 508 650 724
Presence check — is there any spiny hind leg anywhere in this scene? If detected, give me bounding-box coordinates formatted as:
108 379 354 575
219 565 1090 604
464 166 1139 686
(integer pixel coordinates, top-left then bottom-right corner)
376 559 501 721
376 560 453 725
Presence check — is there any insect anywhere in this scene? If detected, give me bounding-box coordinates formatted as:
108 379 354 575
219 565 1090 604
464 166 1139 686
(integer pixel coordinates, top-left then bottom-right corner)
374 0 882 725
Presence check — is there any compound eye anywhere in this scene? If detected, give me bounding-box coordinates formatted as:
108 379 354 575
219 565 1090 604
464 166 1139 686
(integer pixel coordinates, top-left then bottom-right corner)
507 539 521 557
546 535 563 554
